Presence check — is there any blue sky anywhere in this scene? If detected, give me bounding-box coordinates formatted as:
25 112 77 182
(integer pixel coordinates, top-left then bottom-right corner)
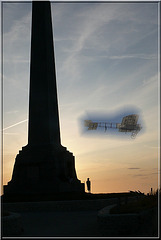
2 1 160 194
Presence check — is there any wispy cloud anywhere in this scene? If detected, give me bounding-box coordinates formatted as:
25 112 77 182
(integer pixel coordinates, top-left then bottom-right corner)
134 174 147 177
2 119 28 131
142 74 158 87
6 110 19 114
128 168 140 170
109 54 156 60
3 133 20 135
3 5 31 63
134 171 159 178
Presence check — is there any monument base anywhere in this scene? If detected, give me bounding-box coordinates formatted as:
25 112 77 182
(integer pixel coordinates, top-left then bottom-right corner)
4 144 84 198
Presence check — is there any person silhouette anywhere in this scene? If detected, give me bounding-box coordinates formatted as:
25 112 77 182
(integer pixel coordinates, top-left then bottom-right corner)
86 178 91 193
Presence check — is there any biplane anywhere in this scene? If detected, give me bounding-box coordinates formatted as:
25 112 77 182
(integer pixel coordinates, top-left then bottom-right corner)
84 114 142 138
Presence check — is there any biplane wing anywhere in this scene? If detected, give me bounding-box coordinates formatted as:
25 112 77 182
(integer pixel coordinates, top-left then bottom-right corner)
118 114 139 132
121 114 139 126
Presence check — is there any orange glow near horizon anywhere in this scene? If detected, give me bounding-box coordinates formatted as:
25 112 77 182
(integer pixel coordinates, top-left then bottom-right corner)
2 140 159 196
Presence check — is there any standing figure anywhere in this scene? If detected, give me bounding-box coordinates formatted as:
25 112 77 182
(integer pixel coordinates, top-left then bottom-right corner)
86 178 91 193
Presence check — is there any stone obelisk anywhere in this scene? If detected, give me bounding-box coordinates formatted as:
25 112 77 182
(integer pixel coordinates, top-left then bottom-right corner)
4 1 84 197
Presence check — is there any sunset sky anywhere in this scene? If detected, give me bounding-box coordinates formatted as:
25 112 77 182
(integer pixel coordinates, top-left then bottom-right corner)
2 0 160 194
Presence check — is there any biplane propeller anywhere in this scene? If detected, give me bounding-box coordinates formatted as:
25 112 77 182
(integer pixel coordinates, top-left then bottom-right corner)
84 114 142 138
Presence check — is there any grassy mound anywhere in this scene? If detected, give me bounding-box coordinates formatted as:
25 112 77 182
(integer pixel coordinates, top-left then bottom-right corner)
110 195 158 214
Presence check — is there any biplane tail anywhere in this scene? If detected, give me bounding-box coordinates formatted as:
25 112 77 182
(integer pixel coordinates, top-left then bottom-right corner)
84 120 98 130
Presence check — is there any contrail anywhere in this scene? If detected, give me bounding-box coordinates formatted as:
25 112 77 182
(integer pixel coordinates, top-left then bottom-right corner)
2 119 28 131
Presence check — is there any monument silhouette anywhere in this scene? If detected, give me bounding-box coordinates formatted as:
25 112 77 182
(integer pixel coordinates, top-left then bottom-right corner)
4 1 84 198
